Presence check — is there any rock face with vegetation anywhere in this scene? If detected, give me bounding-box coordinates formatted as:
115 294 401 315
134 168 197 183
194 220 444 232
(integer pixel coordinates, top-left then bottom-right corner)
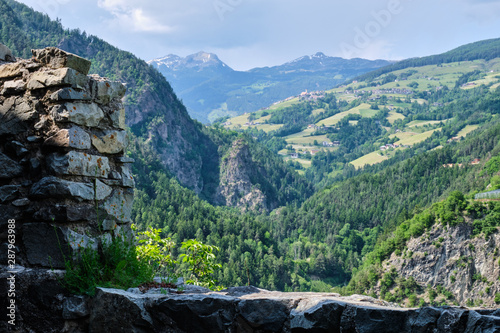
379 215 500 308
217 139 277 212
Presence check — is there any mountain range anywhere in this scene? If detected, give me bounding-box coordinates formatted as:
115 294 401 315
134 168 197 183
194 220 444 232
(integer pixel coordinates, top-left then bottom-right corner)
148 51 391 123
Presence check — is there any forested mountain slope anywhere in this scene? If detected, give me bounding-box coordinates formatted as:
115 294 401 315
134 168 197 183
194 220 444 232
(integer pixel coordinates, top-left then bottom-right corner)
130 115 500 292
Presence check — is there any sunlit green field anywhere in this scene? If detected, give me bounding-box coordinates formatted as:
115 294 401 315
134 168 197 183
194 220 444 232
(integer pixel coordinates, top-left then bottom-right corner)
315 103 373 126
392 128 441 145
285 135 330 145
350 151 389 169
387 111 405 124
456 125 479 137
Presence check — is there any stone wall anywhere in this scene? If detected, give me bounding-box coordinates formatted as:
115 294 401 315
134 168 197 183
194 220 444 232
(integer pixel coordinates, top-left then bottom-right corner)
62 287 500 332
0 46 134 270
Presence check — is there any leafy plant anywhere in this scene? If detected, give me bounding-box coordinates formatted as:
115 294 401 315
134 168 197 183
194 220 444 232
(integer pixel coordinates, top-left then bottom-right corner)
180 239 223 290
135 226 177 280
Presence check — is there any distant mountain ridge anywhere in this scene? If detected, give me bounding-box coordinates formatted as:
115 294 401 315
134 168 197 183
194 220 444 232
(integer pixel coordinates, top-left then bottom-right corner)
152 52 231 71
149 52 391 123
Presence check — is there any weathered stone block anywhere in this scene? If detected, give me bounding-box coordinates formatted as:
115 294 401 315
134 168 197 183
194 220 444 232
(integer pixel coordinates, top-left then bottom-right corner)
101 188 133 222
27 68 88 90
65 229 98 252
32 47 91 75
120 164 135 188
22 223 70 268
48 151 110 178
33 204 97 222
44 126 91 150
0 185 20 203
290 299 345 331
0 96 37 136
30 177 112 201
101 219 118 231
89 75 126 104
91 129 127 154
0 152 22 178
409 307 442 333
1 79 26 95
0 43 14 61
90 288 155 332
110 107 126 129
50 102 104 127
49 87 92 101
237 299 289 331
63 296 89 320
149 293 236 332
0 62 23 79
340 304 410 333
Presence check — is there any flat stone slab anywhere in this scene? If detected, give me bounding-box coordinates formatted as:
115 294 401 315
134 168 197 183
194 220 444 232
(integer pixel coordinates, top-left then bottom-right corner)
30 176 112 201
50 102 104 127
91 129 127 154
27 67 88 90
44 126 91 150
49 87 92 101
48 151 110 178
0 96 38 136
32 47 91 75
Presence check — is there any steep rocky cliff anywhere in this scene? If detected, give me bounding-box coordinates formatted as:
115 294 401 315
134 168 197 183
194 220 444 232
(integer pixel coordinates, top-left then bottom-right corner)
380 217 500 307
217 139 277 212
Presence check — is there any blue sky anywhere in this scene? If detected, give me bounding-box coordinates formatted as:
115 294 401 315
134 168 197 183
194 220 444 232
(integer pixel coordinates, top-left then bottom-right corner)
14 0 500 70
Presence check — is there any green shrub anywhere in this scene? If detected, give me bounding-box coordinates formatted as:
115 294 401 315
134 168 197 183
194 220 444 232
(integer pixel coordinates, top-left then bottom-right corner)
63 232 153 296
180 239 223 290
408 294 417 307
61 227 223 295
135 227 176 278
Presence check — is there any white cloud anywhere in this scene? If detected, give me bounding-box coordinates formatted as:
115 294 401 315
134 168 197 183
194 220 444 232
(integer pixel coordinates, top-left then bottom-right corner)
97 0 174 33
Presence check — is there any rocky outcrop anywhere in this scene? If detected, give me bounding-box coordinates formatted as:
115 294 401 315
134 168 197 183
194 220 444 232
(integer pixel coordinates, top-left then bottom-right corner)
217 139 277 212
379 219 500 307
0 46 134 270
